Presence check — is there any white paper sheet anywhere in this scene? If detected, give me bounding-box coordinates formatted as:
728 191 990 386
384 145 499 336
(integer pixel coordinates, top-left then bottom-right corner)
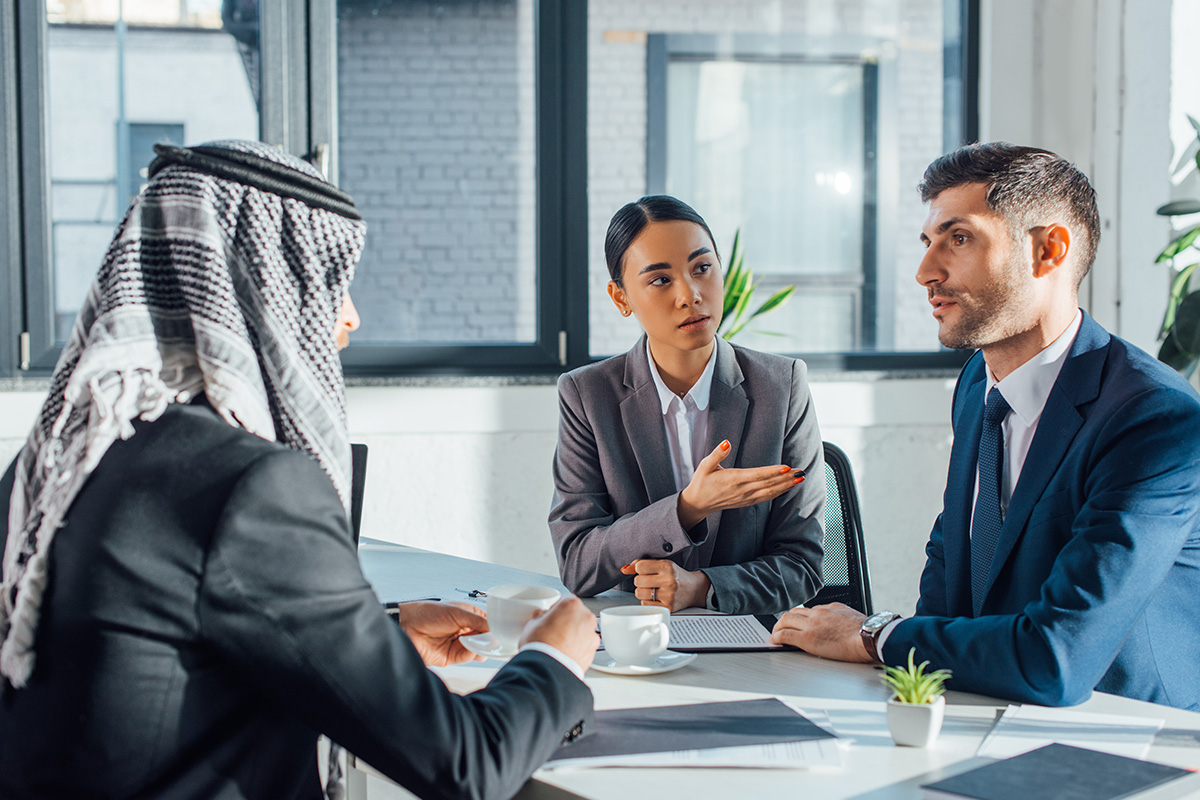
976 704 1164 760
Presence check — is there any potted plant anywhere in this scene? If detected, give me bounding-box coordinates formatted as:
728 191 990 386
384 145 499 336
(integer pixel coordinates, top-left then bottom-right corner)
717 229 795 342
882 647 952 747
1153 114 1200 382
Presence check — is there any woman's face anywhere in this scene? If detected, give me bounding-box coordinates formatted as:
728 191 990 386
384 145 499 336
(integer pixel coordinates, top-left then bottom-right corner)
608 219 723 355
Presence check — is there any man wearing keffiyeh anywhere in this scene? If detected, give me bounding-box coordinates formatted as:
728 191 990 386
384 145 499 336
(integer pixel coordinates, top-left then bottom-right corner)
0 140 596 800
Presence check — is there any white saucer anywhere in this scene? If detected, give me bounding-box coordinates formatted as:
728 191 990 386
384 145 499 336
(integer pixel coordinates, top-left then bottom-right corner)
460 633 517 662
589 650 697 675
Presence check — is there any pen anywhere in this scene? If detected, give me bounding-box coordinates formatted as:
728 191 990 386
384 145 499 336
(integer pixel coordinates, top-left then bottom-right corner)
384 598 441 608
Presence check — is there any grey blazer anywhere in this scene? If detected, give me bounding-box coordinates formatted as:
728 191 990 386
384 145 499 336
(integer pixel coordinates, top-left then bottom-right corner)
549 336 825 615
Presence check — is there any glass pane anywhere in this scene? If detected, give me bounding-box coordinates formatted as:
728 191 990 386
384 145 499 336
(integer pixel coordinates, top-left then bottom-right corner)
588 0 953 357
666 60 864 278
336 0 537 344
45 0 261 343
731 286 859 354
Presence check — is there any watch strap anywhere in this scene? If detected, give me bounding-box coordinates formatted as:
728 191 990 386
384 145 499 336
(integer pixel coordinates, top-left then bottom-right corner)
860 612 901 663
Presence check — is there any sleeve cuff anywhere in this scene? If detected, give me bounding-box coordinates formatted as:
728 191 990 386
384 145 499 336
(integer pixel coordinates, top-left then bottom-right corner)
519 641 587 681
875 617 904 657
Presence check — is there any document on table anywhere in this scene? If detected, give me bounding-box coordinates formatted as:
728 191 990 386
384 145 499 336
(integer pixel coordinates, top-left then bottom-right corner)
976 704 1165 760
664 614 783 652
543 698 842 770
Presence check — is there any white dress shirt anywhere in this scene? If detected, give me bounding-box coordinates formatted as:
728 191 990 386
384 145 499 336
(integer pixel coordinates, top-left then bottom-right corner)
647 340 717 492
647 340 719 608
877 310 1083 653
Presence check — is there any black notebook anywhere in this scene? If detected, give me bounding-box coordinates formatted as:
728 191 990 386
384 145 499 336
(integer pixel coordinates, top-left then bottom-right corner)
922 743 1196 800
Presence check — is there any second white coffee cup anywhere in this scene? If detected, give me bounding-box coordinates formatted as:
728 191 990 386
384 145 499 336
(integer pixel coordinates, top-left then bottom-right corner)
600 606 670 666
486 584 560 650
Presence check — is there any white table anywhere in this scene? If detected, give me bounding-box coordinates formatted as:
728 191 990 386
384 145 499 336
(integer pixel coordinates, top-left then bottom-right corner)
354 540 1200 799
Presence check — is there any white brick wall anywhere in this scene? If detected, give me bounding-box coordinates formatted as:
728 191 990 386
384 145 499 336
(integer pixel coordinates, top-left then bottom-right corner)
337 0 538 344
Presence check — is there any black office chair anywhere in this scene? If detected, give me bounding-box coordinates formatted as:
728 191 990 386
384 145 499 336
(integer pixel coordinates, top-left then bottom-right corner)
811 441 873 615
350 442 368 547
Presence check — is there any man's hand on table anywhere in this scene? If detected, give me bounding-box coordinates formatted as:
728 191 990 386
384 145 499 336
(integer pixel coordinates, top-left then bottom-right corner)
395 601 489 666
771 603 875 663
520 596 600 674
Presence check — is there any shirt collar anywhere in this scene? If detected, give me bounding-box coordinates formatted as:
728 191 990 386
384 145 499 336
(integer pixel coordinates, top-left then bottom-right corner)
646 339 718 415
987 309 1083 426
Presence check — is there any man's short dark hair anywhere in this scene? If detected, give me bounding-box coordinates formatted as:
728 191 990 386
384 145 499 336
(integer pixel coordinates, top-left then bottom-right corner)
918 143 1101 284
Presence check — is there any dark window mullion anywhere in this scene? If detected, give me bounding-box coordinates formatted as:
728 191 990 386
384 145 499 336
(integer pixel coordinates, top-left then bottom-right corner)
16 0 56 372
1 2 22 376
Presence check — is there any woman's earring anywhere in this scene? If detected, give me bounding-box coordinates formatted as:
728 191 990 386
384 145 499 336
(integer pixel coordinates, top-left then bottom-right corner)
621 309 631 317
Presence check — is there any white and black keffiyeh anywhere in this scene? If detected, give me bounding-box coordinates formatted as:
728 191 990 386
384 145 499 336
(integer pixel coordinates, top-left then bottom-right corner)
1 139 366 688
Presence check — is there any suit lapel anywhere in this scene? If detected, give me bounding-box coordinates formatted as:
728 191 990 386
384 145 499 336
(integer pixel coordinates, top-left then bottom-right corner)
697 339 748 567
946 364 986 615
621 337 677 505
979 313 1110 606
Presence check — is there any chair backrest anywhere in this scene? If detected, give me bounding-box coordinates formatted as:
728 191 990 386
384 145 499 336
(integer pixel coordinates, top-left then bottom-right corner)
811 441 873 615
350 442 369 546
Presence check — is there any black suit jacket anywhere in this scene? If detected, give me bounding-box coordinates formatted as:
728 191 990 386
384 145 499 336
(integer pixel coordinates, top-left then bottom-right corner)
0 402 593 800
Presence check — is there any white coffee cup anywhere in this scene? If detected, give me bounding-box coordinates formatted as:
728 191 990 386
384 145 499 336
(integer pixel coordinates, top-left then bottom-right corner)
600 606 670 666
486 584 560 651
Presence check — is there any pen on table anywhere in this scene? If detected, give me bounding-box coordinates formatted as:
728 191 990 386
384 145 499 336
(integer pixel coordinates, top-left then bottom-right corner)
384 598 440 609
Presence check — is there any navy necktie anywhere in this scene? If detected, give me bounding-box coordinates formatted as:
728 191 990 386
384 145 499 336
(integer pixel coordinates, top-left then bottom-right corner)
971 387 1010 615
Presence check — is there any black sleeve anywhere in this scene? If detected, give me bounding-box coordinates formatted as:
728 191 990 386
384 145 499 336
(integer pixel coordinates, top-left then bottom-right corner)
197 449 594 800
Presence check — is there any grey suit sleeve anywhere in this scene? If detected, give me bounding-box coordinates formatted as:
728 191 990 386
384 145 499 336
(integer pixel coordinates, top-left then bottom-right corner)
198 450 594 800
549 372 704 597
700 358 826 614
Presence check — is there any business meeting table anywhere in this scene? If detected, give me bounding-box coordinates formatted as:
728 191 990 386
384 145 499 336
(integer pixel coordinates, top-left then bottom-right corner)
351 540 1200 800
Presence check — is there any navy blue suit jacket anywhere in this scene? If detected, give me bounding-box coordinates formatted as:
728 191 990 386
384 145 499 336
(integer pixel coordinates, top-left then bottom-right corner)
884 312 1200 709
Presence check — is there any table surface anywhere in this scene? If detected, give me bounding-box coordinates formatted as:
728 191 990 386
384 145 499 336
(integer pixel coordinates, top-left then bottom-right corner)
357 540 1200 800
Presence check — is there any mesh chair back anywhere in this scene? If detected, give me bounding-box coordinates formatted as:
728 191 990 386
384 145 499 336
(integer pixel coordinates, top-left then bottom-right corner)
812 442 873 614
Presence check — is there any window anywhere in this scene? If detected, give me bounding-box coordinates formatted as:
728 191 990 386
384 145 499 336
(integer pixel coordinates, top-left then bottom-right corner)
586 0 977 367
11 0 262 367
1 0 976 378
329 0 586 373
650 35 880 354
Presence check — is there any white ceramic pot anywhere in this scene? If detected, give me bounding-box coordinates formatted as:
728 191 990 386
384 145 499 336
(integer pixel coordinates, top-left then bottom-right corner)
886 694 945 747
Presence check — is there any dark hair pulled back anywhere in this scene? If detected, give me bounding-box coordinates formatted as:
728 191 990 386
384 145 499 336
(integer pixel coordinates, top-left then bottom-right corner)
604 195 719 286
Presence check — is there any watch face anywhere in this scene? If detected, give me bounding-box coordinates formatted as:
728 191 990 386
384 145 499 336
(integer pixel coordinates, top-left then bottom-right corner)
863 611 898 632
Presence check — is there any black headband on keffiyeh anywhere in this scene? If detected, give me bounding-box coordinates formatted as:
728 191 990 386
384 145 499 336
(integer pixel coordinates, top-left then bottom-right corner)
1 139 366 689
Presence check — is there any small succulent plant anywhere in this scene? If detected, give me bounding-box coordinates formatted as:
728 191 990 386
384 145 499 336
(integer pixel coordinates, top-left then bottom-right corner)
882 648 952 705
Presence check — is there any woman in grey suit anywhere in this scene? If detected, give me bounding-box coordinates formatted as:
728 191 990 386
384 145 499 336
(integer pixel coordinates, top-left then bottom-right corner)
549 196 825 616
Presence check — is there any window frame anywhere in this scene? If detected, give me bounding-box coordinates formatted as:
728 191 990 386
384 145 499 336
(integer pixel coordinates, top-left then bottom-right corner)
646 32 887 353
313 0 591 377
1 0 978 379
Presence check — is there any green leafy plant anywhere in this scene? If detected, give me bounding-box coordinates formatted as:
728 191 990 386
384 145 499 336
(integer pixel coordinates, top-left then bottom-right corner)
718 229 795 341
881 648 952 705
1154 114 1200 379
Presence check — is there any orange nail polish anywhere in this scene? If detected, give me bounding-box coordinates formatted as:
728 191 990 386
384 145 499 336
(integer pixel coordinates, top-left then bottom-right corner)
794 476 804 484
779 466 790 475
720 440 730 451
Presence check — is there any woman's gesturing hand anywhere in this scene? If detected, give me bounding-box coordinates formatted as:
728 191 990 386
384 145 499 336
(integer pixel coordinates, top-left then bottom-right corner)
677 439 804 530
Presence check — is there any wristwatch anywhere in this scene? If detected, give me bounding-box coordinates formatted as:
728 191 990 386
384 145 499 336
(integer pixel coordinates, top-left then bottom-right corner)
859 611 902 663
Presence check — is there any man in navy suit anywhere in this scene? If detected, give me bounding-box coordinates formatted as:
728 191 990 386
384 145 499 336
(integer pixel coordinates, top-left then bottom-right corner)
773 143 1200 710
